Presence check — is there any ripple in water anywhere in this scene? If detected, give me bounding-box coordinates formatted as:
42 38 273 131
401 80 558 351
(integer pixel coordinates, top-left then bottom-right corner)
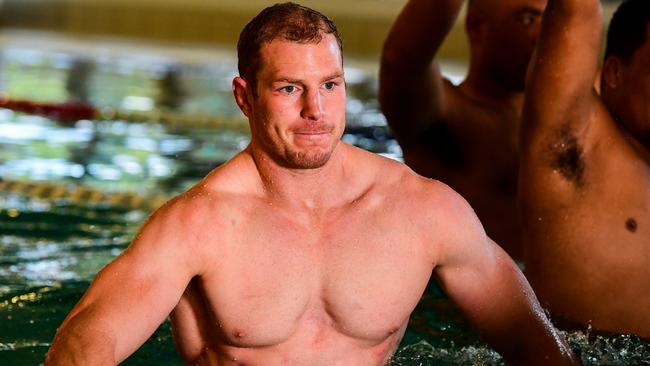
391 332 650 366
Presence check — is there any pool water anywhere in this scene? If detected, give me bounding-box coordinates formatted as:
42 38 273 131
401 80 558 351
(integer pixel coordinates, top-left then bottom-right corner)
1 42 649 365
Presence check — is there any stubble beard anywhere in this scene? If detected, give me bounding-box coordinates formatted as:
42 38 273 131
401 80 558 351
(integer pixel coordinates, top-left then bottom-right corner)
276 123 340 170
252 110 341 169
252 129 339 170
282 138 338 169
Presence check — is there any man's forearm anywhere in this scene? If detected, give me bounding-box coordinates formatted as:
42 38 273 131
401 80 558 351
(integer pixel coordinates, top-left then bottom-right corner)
382 0 464 68
520 0 602 140
497 308 579 366
546 0 601 21
505 333 579 366
45 315 117 366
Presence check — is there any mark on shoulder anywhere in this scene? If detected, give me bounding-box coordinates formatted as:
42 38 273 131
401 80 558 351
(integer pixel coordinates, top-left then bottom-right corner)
547 125 586 186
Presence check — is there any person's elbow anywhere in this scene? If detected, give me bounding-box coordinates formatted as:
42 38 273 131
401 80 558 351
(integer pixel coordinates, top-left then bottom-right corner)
45 312 117 366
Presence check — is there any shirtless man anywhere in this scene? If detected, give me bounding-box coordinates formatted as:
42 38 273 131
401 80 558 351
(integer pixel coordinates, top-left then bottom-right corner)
45 3 577 365
520 0 650 337
380 0 546 259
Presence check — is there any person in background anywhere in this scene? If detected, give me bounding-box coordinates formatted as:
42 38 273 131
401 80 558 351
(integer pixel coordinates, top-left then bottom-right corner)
519 0 650 337
380 0 546 259
45 3 577 364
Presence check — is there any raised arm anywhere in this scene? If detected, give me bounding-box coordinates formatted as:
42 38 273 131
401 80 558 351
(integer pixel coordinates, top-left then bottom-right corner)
45 197 204 365
379 0 464 142
521 0 603 158
432 186 577 365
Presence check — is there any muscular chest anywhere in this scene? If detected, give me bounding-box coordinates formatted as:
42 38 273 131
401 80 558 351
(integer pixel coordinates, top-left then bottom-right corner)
591 156 649 234
196 208 433 348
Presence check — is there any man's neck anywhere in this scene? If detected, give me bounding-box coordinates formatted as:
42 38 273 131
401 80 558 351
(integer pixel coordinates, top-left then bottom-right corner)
460 67 524 112
247 143 353 211
619 123 650 164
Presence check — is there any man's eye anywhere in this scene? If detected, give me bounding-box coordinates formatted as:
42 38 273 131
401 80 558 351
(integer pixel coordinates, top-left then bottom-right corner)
519 13 536 25
324 82 335 90
282 85 296 93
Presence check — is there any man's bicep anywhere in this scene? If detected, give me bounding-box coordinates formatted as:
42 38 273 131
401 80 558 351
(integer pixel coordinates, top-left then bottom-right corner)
62 219 198 362
432 190 507 327
435 237 542 349
521 1 604 180
429 185 574 364
525 0 603 132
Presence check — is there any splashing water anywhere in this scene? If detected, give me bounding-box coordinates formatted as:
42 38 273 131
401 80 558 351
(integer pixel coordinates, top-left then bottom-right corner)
390 331 650 366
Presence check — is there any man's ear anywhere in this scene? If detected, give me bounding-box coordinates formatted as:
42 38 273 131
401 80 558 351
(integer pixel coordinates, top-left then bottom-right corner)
233 76 253 117
602 56 622 90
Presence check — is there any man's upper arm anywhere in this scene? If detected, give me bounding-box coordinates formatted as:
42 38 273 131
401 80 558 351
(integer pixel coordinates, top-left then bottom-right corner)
435 236 540 355
379 0 464 142
522 0 603 151
433 191 526 350
432 189 575 364
520 0 604 202
52 197 204 363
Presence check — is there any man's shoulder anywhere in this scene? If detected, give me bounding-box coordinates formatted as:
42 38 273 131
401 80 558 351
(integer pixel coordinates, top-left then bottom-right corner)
201 151 259 193
368 159 485 255
446 81 514 122
152 153 260 229
346 143 418 183
363 149 468 212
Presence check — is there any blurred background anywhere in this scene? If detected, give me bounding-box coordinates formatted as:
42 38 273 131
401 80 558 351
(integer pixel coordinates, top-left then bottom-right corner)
0 0 625 63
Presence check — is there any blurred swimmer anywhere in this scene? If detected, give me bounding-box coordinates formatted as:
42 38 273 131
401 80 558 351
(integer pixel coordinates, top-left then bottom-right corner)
520 0 650 337
380 0 547 259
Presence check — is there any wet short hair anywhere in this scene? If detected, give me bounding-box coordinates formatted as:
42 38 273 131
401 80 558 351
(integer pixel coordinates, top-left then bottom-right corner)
237 2 343 91
605 0 650 64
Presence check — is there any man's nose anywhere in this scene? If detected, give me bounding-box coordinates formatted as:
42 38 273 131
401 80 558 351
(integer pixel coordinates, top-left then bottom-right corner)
301 89 323 121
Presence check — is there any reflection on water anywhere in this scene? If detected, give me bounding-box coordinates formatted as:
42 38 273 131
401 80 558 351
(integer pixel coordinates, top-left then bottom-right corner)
0 43 648 365
0 111 249 196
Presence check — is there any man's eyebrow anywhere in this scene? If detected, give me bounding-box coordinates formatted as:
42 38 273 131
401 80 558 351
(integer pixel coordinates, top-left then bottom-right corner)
272 73 344 84
518 6 544 15
322 72 345 82
273 77 303 84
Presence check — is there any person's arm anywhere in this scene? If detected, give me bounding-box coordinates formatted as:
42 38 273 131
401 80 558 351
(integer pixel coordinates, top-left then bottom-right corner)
44 196 204 365
520 0 603 185
379 0 463 142
432 186 578 365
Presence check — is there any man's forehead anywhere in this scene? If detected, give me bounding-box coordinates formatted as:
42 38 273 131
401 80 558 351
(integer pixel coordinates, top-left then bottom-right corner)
472 0 547 13
257 35 343 76
260 33 340 53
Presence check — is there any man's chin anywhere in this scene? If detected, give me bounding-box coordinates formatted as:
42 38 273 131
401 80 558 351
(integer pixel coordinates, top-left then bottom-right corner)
283 148 335 169
286 154 331 169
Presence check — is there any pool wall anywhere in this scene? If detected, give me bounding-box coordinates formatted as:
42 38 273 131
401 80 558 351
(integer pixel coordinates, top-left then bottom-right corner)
0 1 621 61
0 0 471 60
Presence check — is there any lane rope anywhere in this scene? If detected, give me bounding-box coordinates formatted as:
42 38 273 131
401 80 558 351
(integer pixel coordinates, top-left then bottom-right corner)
0 96 249 131
0 179 168 212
